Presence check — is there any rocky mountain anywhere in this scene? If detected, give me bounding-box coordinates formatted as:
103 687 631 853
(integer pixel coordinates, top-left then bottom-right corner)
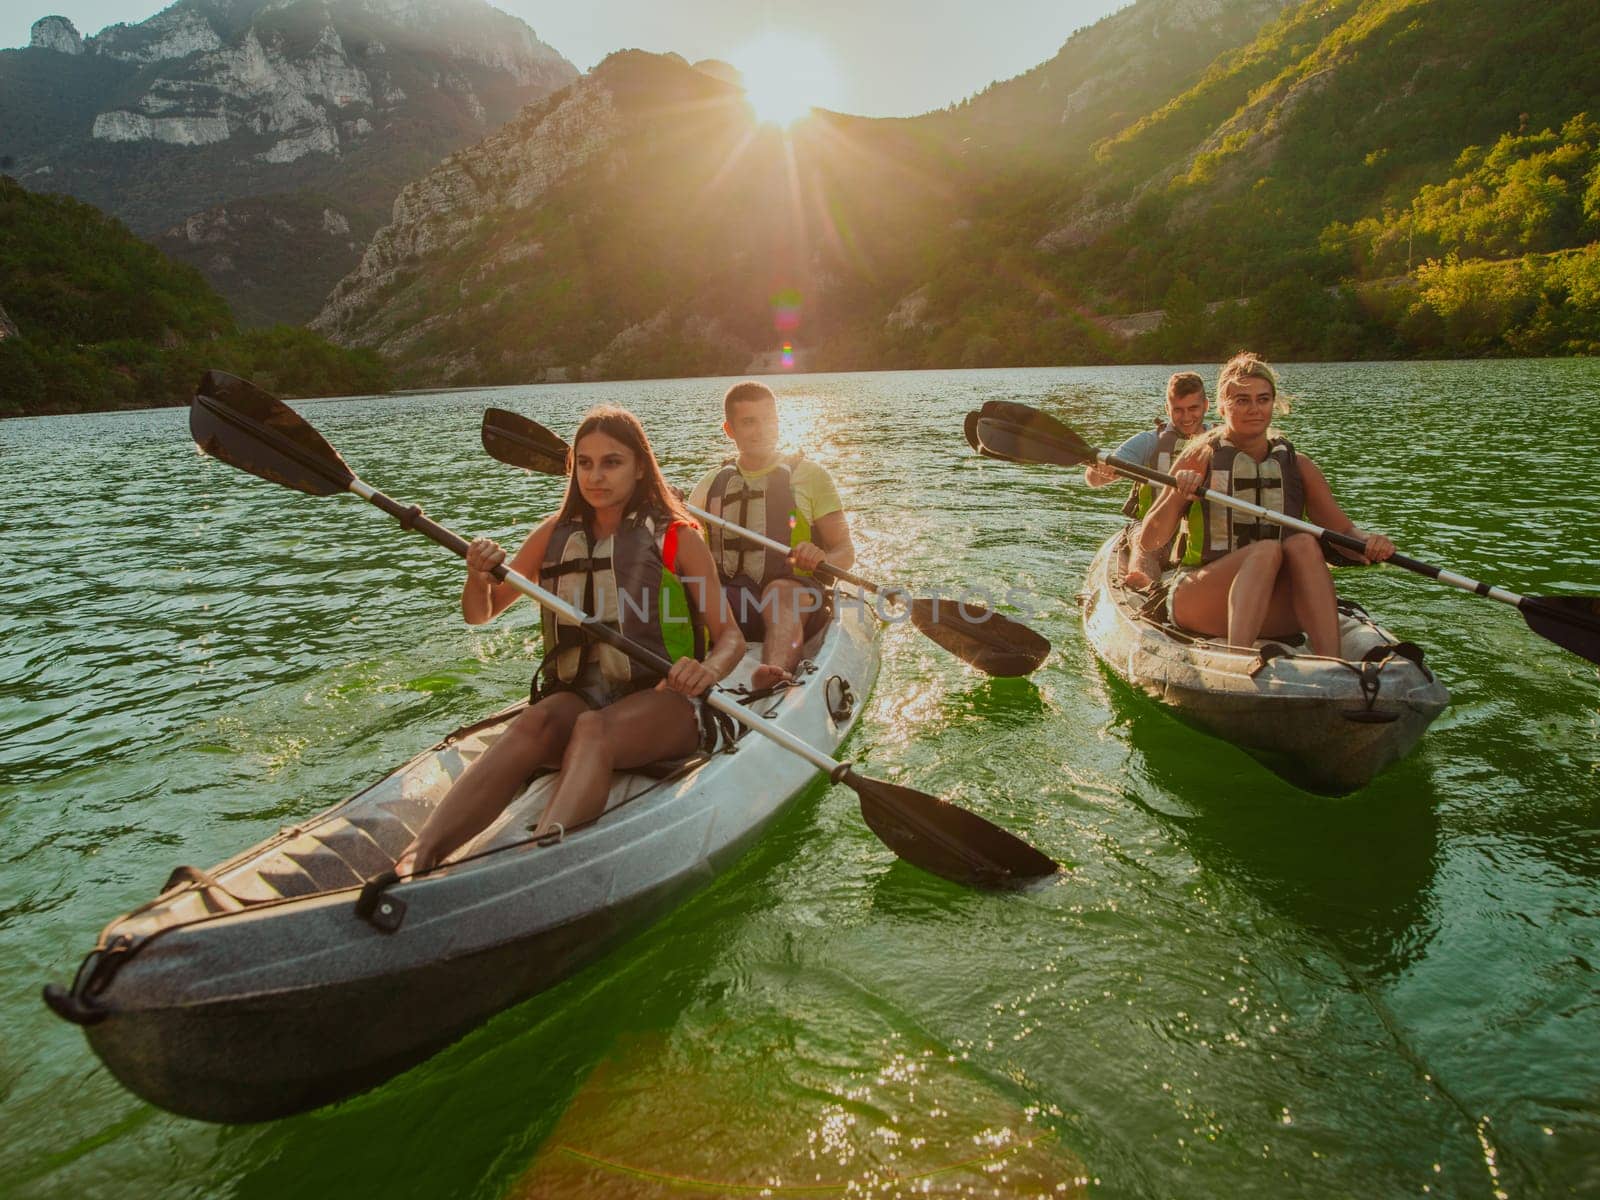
150 192 382 325
310 0 1308 383
852 0 1599 364
942 0 1289 162
1006 0 1600 329
310 50 976 382
1 0 576 324
313 0 1597 380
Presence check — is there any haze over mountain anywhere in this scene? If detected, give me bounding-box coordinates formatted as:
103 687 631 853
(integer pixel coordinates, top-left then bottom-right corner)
309 0 1293 381
5 0 1596 393
1 0 576 324
310 0 1600 384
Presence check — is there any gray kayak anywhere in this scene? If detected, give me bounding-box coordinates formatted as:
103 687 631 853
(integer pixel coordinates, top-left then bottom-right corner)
1082 530 1448 794
45 604 880 1123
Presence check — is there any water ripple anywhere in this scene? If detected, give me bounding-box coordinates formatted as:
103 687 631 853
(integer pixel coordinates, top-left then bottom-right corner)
2 363 1597 1197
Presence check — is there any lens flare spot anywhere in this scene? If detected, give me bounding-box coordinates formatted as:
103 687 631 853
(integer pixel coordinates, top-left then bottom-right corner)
772 287 803 333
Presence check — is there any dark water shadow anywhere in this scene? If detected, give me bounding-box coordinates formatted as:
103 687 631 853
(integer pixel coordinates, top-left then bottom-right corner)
937 675 1049 731
212 940 711 1200
1103 671 1443 983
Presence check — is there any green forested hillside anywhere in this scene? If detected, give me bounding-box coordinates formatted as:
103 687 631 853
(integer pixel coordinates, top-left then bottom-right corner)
0 177 386 416
834 0 1600 368
1036 0 1600 361
1 0 576 326
318 0 1600 381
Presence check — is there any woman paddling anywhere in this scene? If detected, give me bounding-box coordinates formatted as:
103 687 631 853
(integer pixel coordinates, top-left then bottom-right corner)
398 407 745 873
1138 353 1395 656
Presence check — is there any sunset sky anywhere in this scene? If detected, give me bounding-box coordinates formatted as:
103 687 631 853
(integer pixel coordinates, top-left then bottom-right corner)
6 0 1133 117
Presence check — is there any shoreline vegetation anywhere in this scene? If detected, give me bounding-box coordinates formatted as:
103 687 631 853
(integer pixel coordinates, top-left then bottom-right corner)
5 46 1597 416
0 178 387 419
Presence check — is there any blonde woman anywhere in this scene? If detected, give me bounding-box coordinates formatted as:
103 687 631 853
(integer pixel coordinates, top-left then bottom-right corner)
1138 353 1394 655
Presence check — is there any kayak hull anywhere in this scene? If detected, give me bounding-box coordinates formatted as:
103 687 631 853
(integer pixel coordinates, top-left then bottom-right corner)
1083 532 1448 794
83 880 668 1124
57 605 880 1123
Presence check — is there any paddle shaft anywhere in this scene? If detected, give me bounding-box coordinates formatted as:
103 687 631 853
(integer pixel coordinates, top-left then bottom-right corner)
344 479 853 779
1098 450 1573 620
686 503 892 598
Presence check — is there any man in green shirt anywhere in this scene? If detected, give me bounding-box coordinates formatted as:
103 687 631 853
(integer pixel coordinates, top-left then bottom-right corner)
688 381 856 689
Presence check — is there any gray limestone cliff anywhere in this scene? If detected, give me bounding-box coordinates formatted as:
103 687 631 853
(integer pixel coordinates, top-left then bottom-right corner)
5 0 579 325
68 1 575 164
312 74 619 348
28 15 83 54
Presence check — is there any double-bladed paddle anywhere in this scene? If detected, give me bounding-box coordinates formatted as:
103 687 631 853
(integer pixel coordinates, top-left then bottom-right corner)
482 406 1051 677
188 371 1058 887
964 400 1600 666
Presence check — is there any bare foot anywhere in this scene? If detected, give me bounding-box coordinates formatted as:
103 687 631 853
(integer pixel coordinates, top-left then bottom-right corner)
750 664 794 690
393 839 432 877
1123 568 1152 591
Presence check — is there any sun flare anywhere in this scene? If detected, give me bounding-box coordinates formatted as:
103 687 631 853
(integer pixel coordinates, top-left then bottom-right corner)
729 32 843 127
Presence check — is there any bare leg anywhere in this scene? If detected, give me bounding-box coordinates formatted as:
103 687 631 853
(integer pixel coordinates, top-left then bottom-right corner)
531 688 701 837
1171 540 1286 648
1124 542 1164 591
399 693 588 874
1281 533 1342 656
752 578 814 689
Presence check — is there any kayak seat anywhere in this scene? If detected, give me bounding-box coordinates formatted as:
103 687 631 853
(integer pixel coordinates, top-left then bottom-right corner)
345 811 415 860
310 820 395 877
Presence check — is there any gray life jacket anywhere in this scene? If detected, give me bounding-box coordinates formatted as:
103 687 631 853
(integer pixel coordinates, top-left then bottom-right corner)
537 506 705 695
703 454 808 586
1177 437 1306 568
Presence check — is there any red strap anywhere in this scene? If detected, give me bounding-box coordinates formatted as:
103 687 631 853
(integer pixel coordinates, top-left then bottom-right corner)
662 520 686 573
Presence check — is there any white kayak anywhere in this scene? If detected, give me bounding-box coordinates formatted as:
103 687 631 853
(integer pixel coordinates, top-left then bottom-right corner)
45 601 881 1123
1082 529 1448 794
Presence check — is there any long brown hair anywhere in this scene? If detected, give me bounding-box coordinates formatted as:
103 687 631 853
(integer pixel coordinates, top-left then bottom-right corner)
556 406 692 529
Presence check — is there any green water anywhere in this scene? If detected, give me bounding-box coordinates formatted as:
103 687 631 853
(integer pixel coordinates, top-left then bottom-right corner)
2 361 1597 1198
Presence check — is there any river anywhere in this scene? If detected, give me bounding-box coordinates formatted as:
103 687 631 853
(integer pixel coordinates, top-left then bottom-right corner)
2 360 1597 1198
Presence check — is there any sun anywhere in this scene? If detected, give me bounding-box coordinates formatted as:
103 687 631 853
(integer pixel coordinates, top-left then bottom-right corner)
729 32 843 127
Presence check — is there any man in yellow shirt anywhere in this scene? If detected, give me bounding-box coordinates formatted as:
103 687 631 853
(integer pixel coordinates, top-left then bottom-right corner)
688 381 856 689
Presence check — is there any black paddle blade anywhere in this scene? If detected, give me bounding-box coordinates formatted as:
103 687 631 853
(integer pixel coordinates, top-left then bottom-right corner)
190 370 355 496
974 416 1091 471
910 598 1050 676
482 407 569 476
1521 597 1600 666
977 401 1098 465
963 411 1012 461
847 769 1058 888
